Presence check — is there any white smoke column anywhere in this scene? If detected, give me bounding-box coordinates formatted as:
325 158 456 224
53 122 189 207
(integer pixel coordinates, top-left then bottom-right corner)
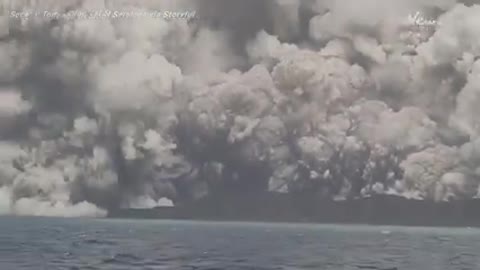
400 145 462 200
2 0 480 218
0 186 11 214
417 4 480 67
452 60 480 137
13 199 106 217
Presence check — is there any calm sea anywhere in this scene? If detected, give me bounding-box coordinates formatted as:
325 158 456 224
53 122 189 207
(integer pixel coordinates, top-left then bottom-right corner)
1 217 479 269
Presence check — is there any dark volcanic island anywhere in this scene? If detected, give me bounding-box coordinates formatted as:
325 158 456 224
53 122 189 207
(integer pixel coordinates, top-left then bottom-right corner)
108 193 480 227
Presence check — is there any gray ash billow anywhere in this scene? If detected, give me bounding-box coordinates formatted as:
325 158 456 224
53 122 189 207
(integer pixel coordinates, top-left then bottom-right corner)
1 0 480 217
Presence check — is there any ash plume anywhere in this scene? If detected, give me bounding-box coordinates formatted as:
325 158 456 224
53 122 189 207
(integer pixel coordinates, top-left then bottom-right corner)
0 0 480 217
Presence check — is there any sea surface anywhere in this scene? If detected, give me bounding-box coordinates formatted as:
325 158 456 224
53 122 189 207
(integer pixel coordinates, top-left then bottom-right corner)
1 217 480 270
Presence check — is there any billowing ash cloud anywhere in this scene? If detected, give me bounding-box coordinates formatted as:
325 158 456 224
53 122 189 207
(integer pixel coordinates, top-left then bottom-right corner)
1 0 480 217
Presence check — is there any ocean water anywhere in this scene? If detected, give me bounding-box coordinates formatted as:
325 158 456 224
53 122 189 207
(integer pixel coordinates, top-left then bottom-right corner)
1 217 480 270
